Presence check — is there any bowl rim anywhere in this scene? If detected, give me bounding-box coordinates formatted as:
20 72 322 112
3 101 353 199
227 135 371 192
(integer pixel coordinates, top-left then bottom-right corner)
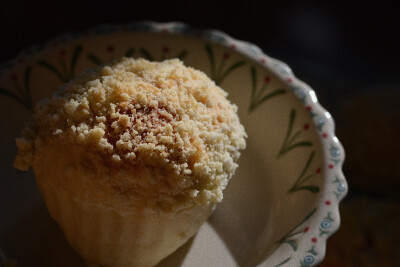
0 21 348 266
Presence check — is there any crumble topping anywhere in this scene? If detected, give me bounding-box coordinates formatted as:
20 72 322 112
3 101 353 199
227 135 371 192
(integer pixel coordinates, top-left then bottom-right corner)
14 58 246 209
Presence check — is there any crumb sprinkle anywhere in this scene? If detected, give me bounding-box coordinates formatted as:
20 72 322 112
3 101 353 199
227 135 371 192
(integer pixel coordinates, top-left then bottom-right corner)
14 58 246 210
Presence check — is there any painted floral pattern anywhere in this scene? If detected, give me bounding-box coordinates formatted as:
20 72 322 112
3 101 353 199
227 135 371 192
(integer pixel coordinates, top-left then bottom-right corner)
0 66 33 112
277 108 313 157
38 45 82 83
287 150 319 194
204 43 245 85
248 66 286 113
278 208 317 251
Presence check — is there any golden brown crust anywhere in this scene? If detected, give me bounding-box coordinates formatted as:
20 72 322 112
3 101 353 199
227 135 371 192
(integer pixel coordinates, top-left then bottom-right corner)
14 58 246 210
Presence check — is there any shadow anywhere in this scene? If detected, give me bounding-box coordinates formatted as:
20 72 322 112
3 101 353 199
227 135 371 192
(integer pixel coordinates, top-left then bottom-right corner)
0 202 85 267
1 201 196 267
156 235 195 267
208 146 279 267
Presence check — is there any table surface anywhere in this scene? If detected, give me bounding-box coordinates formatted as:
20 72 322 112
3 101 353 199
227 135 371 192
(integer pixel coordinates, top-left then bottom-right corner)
1 1 399 266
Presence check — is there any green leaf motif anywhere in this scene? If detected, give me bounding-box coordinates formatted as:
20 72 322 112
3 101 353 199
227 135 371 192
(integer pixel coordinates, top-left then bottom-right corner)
38 45 83 83
205 44 216 79
274 257 291 267
204 44 245 85
319 229 329 237
278 109 313 157
307 245 318 256
288 150 320 194
218 60 246 84
139 47 154 61
284 239 298 251
37 60 66 82
0 66 33 112
87 53 103 65
70 45 83 77
175 49 188 60
0 88 25 106
324 212 334 222
277 208 317 251
249 66 286 113
125 47 136 58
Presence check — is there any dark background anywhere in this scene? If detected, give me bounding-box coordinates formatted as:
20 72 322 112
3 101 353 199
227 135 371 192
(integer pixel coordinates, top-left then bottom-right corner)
1 0 399 265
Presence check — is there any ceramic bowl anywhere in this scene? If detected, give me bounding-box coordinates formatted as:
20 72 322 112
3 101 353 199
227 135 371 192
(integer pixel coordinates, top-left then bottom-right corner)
0 21 347 266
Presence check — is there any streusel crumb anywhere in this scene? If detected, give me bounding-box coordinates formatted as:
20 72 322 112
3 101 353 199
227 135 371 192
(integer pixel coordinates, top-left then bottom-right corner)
14 58 246 210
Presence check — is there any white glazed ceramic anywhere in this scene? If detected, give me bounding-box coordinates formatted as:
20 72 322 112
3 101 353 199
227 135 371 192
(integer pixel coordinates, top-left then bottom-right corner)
0 22 347 266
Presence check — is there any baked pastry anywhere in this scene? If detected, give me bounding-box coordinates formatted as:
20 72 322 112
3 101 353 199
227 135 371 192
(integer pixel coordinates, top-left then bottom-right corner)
14 58 246 266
